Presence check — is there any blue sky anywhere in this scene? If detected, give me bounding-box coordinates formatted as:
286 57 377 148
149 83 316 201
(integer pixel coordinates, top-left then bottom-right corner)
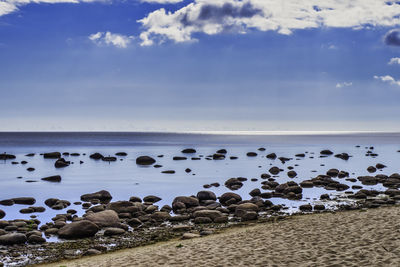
1 0 400 131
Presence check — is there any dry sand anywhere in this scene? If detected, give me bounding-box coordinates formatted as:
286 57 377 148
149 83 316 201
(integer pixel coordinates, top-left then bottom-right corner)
38 206 400 267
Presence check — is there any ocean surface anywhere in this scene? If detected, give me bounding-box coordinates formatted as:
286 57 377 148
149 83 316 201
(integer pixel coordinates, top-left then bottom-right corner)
0 131 399 226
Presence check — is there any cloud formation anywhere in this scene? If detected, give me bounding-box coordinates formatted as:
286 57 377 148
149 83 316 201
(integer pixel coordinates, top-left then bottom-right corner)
138 0 400 46
389 57 400 65
374 75 400 86
336 82 352 88
89 31 133 48
384 29 400 46
0 0 105 17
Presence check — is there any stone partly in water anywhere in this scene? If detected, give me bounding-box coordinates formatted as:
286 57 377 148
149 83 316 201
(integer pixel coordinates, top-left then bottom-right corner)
89 153 104 160
0 210 4 219
136 156 156 165
54 158 70 168
85 210 120 228
0 233 27 245
43 152 61 159
41 175 62 182
12 197 36 205
143 195 162 203
219 192 242 206
58 221 99 239
81 190 112 203
181 148 196 154
0 154 16 160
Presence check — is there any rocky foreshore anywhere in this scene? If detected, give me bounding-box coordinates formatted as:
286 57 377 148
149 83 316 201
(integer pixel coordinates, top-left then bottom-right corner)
1 147 400 266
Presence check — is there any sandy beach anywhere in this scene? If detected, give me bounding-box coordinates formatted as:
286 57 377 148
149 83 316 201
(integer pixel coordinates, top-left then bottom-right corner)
38 205 400 267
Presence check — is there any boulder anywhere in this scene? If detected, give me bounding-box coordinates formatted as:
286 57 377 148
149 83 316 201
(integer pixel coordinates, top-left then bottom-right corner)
102 157 117 162
106 201 135 213
193 210 223 221
219 192 242 206
181 148 196 153
0 233 27 245
150 212 171 222
0 210 4 219
104 227 125 236
81 190 112 203
249 189 261 197
0 199 14 206
58 221 99 239
266 153 277 159
235 203 259 217
269 167 280 175
12 197 36 205
115 152 128 156
143 195 162 203
85 210 120 228
0 154 16 160
55 158 70 168
287 171 297 178
90 153 104 160
240 211 258 221
216 149 227 154
43 152 61 159
247 152 257 157
28 235 46 244
136 156 156 165
224 178 243 190
172 196 199 209
196 191 217 201
41 175 62 182
320 150 333 155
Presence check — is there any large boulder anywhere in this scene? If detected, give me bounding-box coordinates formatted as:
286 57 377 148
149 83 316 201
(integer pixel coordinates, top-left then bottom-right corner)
235 203 259 217
85 210 120 228
197 191 217 201
172 196 199 210
143 195 162 203
0 210 4 219
0 233 27 245
12 197 36 205
81 190 112 203
58 221 99 239
193 210 223 221
150 212 171 222
219 192 242 206
106 201 134 213
136 156 156 165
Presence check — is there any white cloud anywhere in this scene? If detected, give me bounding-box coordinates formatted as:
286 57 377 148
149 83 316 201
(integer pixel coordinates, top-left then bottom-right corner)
388 57 400 65
0 0 106 17
336 82 352 88
138 0 400 46
374 75 400 86
89 31 134 48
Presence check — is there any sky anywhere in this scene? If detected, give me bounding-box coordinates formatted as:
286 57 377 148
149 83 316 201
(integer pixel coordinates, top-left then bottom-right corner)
1 0 400 132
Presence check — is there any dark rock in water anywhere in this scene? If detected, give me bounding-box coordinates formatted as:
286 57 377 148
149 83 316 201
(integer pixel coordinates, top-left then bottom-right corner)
197 191 217 201
173 156 187 160
334 153 351 160
30 206 45 212
279 157 291 164
219 192 242 206
81 190 112 203
143 195 162 203
320 150 333 155
90 153 104 160
162 170 175 174
224 178 243 190
260 173 271 179
326 169 339 177
314 204 325 211
0 210 4 219
136 156 156 165
153 164 162 168
213 154 225 160
217 149 227 154
300 181 314 188
230 156 238 160
249 188 261 197
258 147 266 151
247 152 257 157
0 153 16 160
0 199 14 206
58 221 99 239
85 210 120 228
20 208 34 214
45 198 70 210
25 153 35 157
70 153 80 156
210 182 220 187
367 166 377 173
295 153 305 157
269 167 280 175
181 148 196 154
115 152 127 156
376 163 386 169
320 194 330 200
43 152 61 159
20 161 27 164
185 168 191 173
41 175 62 182
260 192 272 199
54 158 70 168
27 167 35 172
12 197 36 205
266 153 277 159
358 176 378 185
102 156 117 162
287 171 297 178
337 171 349 178
299 204 313 212
0 233 27 245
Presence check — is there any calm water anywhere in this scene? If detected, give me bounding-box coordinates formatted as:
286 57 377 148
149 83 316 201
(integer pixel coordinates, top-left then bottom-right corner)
0 132 399 224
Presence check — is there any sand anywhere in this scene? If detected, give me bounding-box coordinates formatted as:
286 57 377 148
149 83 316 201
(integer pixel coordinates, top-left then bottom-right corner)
38 206 400 267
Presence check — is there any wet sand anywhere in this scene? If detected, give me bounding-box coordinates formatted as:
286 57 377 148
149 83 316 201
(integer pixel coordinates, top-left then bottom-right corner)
38 205 400 267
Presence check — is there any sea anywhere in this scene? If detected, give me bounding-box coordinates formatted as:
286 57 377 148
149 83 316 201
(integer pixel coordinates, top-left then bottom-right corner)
0 131 399 225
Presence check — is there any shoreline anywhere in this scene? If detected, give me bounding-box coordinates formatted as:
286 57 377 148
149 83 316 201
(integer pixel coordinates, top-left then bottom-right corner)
36 205 400 267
